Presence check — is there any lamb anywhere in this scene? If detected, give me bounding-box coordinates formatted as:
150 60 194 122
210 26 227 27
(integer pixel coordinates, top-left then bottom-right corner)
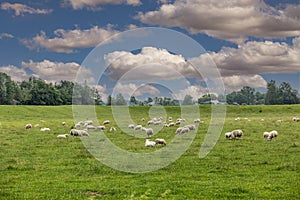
185 124 196 131
62 122 66 126
176 127 189 134
145 128 154 138
109 127 116 132
155 138 167 146
147 120 154 126
176 127 183 134
40 127 50 132
57 134 69 139
168 122 175 127
266 130 278 141
103 120 110 125
276 119 283 123
168 117 172 122
25 124 32 130
141 118 145 122
145 139 156 147
83 120 93 126
194 118 201 123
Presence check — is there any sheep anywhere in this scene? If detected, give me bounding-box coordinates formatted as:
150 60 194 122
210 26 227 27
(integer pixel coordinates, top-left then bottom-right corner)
155 138 167 146
176 127 183 134
168 117 172 122
147 120 154 126
128 124 135 129
97 126 106 131
57 134 69 139
141 118 145 122
176 127 189 134
75 123 81 128
231 129 243 139
109 127 116 132
292 117 300 122
194 118 201 123
83 120 93 126
25 124 32 130
145 128 154 138
145 139 156 147
40 127 50 132
154 120 162 125
185 124 196 131
134 125 143 131
276 119 283 123
34 124 40 127
86 125 97 130
70 129 89 137
263 130 278 141
168 122 175 127
225 132 232 139
235 117 240 121
62 122 66 126
103 120 110 125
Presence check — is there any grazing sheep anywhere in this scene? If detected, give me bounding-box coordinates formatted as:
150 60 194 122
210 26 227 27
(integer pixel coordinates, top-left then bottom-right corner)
86 125 97 130
194 118 201 123
97 126 106 131
147 120 154 126
25 124 32 130
225 132 232 139
185 124 196 131
263 130 278 141
176 127 183 134
145 139 156 147
103 120 110 125
292 117 300 122
75 123 81 128
155 138 167 146
168 117 172 122
231 129 243 139
168 122 175 127
276 119 283 123
62 122 66 126
163 122 169 127
40 127 50 132
145 128 154 138
70 129 89 137
34 124 40 127
84 120 93 126
57 134 69 139
128 124 135 129
109 127 116 132
134 125 143 131
235 117 240 121
141 118 145 122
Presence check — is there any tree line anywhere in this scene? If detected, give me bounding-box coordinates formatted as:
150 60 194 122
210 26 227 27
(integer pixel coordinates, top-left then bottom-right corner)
0 72 299 105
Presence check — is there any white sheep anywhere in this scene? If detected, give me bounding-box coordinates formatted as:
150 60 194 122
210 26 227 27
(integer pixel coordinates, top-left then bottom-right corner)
267 130 278 141
176 127 183 134
97 126 106 130
168 122 175 127
276 119 283 123
109 127 116 132
292 117 300 122
57 134 69 139
62 122 66 126
25 124 32 130
168 117 172 122
147 120 154 126
145 139 156 147
145 128 154 138
263 132 270 139
155 138 167 146
194 118 201 123
86 125 97 130
185 124 196 131
134 125 143 131
70 129 89 137
103 120 110 125
235 117 240 121
84 120 93 126
231 129 243 139
40 127 50 132
141 118 145 122
34 124 40 127
128 124 135 129
225 132 232 139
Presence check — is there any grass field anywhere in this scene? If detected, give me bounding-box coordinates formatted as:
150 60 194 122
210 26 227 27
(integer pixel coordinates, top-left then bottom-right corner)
0 105 299 199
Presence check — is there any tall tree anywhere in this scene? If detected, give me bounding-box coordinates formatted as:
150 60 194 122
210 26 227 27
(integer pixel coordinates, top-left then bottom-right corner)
240 86 255 105
265 80 279 105
182 95 193 105
278 82 299 104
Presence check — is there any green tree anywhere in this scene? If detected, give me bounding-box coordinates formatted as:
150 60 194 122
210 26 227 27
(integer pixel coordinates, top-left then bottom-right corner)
265 80 279 105
240 86 255 105
114 93 126 105
278 82 299 104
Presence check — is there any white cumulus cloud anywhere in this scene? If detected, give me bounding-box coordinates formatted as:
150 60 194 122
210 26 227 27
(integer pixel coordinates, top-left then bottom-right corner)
23 26 120 53
136 0 300 43
0 65 30 82
1 2 52 16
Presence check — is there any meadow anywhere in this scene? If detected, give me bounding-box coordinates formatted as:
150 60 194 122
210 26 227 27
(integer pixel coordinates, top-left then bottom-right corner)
0 105 299 199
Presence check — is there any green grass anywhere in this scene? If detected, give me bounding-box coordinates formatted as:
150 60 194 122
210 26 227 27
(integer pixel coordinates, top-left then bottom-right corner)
0 105 299 199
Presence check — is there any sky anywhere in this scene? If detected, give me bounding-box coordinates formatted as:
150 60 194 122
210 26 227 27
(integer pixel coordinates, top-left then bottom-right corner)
0 0 299 101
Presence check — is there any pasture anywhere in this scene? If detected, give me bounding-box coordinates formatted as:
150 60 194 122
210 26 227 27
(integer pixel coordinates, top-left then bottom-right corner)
0 105 299 199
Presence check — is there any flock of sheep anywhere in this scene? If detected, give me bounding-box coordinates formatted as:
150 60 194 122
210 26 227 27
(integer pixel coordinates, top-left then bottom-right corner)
24 116 300 146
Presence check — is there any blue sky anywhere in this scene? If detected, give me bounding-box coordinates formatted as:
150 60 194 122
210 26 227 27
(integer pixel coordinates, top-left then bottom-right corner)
0 0 299 101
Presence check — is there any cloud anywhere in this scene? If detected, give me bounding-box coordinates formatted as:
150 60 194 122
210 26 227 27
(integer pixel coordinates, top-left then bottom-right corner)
1 2 52 16
222 75 267 92
23 26 120 53
136 0 300 43
205 39 300 77
113 83 160 99
105 46 197 81
63 0 141 10
0 33 14 40
0 65 30 82
172 85 207 100
21 60 93 83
